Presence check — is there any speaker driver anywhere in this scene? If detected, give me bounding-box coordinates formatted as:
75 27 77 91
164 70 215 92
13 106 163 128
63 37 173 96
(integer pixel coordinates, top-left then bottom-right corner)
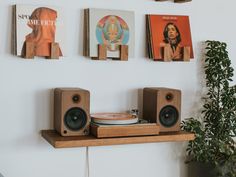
72 94 80 103
64 107 87 131
159 105 179 127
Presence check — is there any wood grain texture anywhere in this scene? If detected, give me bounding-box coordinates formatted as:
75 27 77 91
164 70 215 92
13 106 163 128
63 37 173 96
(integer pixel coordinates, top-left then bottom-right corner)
91 113 134 120
90 123 160 138
48 42 59 59
143 87 181 132
41 129 195 148
163 46 172 62
174 0 192 3
83 9 89 57
25 42 35 59
183 46 190 61
54 88 90 136
98 44 107 60
120 45 128 61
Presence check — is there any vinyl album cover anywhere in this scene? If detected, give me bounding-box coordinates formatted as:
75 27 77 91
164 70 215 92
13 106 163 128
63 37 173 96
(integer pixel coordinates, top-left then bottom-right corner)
148 15 193 60
87 8 135 58
14 4 66 57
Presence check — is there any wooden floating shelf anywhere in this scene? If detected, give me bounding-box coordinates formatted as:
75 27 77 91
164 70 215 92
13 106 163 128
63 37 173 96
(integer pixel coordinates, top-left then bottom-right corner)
41 130 195 148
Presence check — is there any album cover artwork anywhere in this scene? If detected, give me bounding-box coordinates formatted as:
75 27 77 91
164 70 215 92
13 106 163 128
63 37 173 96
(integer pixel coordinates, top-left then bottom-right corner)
148 15 193 60
14 4 66 57
86 8 135 58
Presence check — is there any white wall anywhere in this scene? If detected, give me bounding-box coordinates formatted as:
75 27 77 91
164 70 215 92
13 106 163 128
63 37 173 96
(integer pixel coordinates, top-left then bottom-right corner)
0 0 236 177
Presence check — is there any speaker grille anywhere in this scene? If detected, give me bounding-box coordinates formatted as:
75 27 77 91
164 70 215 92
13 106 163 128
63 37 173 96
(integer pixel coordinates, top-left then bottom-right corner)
64 107 87 131
159 105 179 127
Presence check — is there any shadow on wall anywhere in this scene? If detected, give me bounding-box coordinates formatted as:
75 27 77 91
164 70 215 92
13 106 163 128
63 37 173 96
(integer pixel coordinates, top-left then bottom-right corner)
5 89 53 150
137 88 143 117
35 88 54 128
34 88 54 144
0 173 4 177
172 142 189 177
180 41 207 177
193 41 206 115
125 88 140 113
179 142 188 177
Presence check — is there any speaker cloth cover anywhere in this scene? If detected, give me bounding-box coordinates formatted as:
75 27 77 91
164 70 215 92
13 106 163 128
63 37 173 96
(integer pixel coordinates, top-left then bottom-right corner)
159 105 179 127
64 107 87 131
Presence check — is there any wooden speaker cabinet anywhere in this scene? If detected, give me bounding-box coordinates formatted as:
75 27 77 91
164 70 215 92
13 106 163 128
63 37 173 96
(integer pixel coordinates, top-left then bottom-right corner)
143 87 181 132
54 88 90 136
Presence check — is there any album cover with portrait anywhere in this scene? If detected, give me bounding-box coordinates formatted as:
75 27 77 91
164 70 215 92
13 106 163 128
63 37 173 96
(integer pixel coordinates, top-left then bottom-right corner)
84 8 135 58
147 14 193 61
13 4 66 57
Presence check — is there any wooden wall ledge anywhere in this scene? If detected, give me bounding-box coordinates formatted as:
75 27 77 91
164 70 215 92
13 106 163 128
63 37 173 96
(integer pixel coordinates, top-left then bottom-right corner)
41 130 195 148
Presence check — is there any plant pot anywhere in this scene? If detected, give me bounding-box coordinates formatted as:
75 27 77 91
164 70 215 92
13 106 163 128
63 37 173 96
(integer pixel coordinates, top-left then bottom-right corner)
187 162 218 177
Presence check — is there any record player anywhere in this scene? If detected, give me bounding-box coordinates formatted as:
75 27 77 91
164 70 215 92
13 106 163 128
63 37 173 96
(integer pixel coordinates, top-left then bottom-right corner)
90 112 160 138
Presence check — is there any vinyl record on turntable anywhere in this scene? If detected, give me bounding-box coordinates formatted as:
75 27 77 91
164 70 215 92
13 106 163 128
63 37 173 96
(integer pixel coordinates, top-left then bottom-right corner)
91 113 138 125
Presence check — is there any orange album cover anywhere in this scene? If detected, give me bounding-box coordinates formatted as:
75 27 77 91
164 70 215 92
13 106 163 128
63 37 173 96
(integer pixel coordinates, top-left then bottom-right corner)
149 15 193 60
15 4 66 57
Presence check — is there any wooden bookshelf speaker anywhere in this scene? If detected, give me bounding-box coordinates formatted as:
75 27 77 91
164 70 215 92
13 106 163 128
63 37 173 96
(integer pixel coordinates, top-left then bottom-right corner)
54 88 90 136
143 87 181 132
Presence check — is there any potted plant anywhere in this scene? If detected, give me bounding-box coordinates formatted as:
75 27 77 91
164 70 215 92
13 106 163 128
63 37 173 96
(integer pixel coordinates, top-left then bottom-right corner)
181 40 236 177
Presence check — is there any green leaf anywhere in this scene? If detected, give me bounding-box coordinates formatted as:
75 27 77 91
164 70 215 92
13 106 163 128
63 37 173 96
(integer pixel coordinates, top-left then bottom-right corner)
184 40 236 176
